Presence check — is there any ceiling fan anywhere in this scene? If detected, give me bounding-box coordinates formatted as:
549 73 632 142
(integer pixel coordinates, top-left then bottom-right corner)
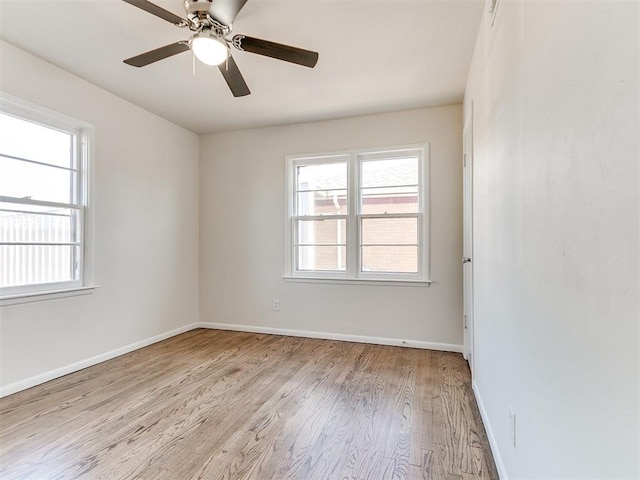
122 0 319 97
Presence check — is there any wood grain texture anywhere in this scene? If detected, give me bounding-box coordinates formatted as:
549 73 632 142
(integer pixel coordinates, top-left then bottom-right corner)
0 329 498 480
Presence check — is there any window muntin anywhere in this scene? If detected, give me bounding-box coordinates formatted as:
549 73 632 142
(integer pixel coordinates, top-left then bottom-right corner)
362 245 418 274
361 156 419 188
0 156 77 204
287 146 429 282
291 156 349 274
0 113 75 169
360 217 418 245
357 152 422 277
0 102 90 296
360 185 419 214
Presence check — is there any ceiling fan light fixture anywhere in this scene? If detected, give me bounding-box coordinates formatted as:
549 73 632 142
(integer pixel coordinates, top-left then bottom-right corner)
191 32 228 66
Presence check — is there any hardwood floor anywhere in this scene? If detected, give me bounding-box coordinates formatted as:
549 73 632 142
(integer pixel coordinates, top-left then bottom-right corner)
0 329 497 480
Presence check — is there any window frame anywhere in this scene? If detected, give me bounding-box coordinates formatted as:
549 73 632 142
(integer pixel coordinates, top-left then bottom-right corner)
0 95 95 302
285 144 431 285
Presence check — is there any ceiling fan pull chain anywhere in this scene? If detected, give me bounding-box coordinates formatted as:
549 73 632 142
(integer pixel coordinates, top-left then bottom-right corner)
192 51 196 76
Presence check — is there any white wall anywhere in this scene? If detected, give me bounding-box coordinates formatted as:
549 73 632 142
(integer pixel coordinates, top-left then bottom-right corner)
0 41 200 394
200 106 464 348
464 1 639 478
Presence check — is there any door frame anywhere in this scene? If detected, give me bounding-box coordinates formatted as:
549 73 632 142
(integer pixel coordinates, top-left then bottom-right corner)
463 105 475 370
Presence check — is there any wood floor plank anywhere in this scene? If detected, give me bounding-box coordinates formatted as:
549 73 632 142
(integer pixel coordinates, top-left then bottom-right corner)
252 342 368 480
128 338 343 480
410 350 437 467
306 344 393 480
0 329 497 480
381 347 416 479
191 339 346 480
66 335 306 480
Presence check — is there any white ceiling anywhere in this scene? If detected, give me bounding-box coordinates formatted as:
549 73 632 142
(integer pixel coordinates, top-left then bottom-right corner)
0 0 484 134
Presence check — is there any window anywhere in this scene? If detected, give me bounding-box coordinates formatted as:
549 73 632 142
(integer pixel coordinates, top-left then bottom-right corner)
0 98 93 299
285 145 430 284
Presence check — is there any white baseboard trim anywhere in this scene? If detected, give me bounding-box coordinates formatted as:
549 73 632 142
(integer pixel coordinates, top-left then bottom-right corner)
1 322 462 398
472 379 508 480
0 322 199 398
198 322 464 353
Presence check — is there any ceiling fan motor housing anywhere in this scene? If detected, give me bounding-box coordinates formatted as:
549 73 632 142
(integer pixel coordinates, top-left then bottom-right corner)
185 0 231 34
184 0 213 15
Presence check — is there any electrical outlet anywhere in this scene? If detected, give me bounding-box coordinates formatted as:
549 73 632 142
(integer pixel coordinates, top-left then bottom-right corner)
509 406 516 448
272 299 280 311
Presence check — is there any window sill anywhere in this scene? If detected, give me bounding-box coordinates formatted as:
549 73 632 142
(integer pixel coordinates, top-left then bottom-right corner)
283 276 432 287
0 285 99 307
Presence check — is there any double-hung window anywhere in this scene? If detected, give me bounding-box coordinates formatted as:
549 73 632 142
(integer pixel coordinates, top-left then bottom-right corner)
286 144 430 284
0 98 93 299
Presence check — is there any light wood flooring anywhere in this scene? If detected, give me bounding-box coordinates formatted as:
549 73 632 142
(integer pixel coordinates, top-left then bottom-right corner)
0 329 497 479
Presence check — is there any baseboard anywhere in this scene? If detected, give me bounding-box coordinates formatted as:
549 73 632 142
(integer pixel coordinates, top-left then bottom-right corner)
0 322 199 398
472 379 508 480
1 322 462 398
198 322 464 353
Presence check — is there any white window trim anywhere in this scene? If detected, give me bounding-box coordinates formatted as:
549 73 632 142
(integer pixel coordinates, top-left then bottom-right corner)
284 144 431 285
0 94 97 304
0 286 98 307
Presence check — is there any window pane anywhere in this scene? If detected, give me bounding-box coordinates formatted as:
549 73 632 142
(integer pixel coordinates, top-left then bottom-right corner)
0 155 75 204
296 246 346 271
361 186 418 214
361 157 418 188
296 190 347 216
361 246 418 274
0 245 79 287
296 218 346 245
361 217 417 245
0 113 73 168
297 162 347 191
0 203 80 244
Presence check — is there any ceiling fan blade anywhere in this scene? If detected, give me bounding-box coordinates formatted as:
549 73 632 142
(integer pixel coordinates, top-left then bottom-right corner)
122 0 186 26
209 0 249 26
218 55 251 97
124 42 190 67
232 35 318 68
